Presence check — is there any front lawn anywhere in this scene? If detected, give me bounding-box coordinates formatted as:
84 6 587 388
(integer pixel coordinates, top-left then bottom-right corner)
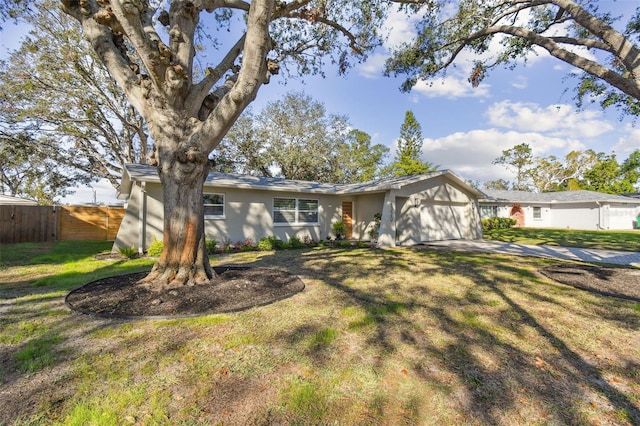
484 227 640 252
1 242 639 425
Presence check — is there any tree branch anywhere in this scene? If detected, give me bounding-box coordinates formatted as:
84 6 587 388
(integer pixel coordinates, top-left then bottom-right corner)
186 34 246 117
198 0 274 153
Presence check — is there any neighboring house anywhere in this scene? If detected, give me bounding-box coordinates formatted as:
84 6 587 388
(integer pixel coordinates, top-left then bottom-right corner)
0 195 38 205
113 164 484 252
479 189 640 230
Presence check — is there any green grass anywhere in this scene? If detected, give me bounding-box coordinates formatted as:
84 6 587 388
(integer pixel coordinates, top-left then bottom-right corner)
483 227 640 251
1 238 639 425
14 334 63 372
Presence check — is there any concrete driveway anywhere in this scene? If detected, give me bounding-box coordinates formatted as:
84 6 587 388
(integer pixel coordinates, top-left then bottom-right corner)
421 240 640 267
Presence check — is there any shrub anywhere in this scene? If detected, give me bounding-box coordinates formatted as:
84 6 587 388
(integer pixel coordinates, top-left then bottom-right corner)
206 239 218 254
118 245 138 259
289 236 304 249
482 217 516 231
332 221 346 239
258 236 284 251
146 239 164 256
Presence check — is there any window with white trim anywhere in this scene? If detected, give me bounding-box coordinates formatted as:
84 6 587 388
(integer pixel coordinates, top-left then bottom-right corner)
533 206 542 219
204 193 225 218
274 198 319 224
480 205 498 218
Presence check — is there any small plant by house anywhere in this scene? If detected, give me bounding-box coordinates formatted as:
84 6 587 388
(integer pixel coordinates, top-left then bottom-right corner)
118 245 138 259
206 239 218 254
146 238 164 256
258 236 284 250
332 221 346 240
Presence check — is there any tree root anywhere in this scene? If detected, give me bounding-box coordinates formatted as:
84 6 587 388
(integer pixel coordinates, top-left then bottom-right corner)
138 263 215 291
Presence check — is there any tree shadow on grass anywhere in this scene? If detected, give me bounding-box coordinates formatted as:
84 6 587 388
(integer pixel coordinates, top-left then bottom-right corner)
290 247 640 425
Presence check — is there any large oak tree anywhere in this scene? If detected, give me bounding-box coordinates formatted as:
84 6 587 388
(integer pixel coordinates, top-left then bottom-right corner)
387 0 640 116
1 1 150 190
58 0 388 289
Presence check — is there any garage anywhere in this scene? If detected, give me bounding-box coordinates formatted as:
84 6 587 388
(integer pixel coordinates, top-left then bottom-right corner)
420 200 470 241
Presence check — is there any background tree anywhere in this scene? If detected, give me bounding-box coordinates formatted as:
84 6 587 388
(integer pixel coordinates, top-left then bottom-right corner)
209 110 271 176
579 152 635 194
387 0 640 116
56 0 388 288
0 130 87 204
0 1 150 189
492 143 534 191
212 92 388 183
483 179 511 191
385 110 436 177
621 150 640 192
333 129 389 183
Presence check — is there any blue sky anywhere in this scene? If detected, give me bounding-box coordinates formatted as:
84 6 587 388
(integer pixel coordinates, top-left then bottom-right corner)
2 1 639 204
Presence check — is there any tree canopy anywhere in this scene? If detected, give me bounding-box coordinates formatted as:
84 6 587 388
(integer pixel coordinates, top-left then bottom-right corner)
492 143 534 191
211 92 388 183
386 0 640 116
0 0 150 190
491 145 640 194
0 130 86 204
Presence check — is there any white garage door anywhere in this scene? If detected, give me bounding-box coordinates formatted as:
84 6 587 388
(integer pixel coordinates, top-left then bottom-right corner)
421 201 468 241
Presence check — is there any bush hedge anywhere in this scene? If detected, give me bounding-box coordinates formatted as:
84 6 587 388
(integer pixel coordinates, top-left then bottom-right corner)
482 217 516 231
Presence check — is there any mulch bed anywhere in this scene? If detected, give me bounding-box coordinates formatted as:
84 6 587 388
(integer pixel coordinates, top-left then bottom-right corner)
540 264 640 302
66 266 305 319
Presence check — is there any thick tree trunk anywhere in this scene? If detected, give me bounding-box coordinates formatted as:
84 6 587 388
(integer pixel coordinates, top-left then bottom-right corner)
139 143 215 290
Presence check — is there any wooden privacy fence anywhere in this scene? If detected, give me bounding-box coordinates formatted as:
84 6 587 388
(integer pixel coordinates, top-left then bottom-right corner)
0 205 125 244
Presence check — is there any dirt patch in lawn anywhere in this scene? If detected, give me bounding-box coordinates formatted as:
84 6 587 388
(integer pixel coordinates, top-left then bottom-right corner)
66 266 305 318
540 264 640 301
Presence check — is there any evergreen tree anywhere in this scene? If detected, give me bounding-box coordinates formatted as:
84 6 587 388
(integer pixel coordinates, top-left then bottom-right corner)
385 111 436 177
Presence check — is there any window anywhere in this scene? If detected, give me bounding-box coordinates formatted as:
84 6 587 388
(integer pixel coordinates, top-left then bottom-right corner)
480 205 498 218
533 206 542 219
204 193 224 218
274 198 319 224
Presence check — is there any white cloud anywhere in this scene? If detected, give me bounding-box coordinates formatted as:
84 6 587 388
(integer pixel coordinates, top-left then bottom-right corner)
358 53 388 79
612 126 640 156
421 128 585 183
383 8 425 50
511 76 528 90
485 100 613 138
413 75 490 99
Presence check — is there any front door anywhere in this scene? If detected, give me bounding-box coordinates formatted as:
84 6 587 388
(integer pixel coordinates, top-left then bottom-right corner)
342 201 353 239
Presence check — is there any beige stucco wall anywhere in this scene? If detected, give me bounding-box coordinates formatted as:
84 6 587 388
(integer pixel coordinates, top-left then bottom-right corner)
113 173 483 252
346 193 386 240
113 182 345 252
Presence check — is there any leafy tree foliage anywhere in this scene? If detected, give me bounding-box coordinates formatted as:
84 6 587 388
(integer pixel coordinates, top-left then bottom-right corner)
385 110 436 177
0 130 87 204
212 92 388 183
483 179 510 191
492 143 533 191
493 146 640 194
387 0 640 116
579 152 636 194
0 1 150 188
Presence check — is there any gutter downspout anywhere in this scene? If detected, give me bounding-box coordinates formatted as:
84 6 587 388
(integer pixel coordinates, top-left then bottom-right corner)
138 182 147 254
595 201 603 230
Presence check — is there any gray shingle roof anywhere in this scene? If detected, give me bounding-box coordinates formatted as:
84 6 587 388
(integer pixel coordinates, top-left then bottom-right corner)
119 164 483 199
480 188 640 204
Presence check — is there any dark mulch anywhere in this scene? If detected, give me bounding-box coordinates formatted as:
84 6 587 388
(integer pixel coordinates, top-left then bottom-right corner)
66 266 305 319
540 264 640 302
